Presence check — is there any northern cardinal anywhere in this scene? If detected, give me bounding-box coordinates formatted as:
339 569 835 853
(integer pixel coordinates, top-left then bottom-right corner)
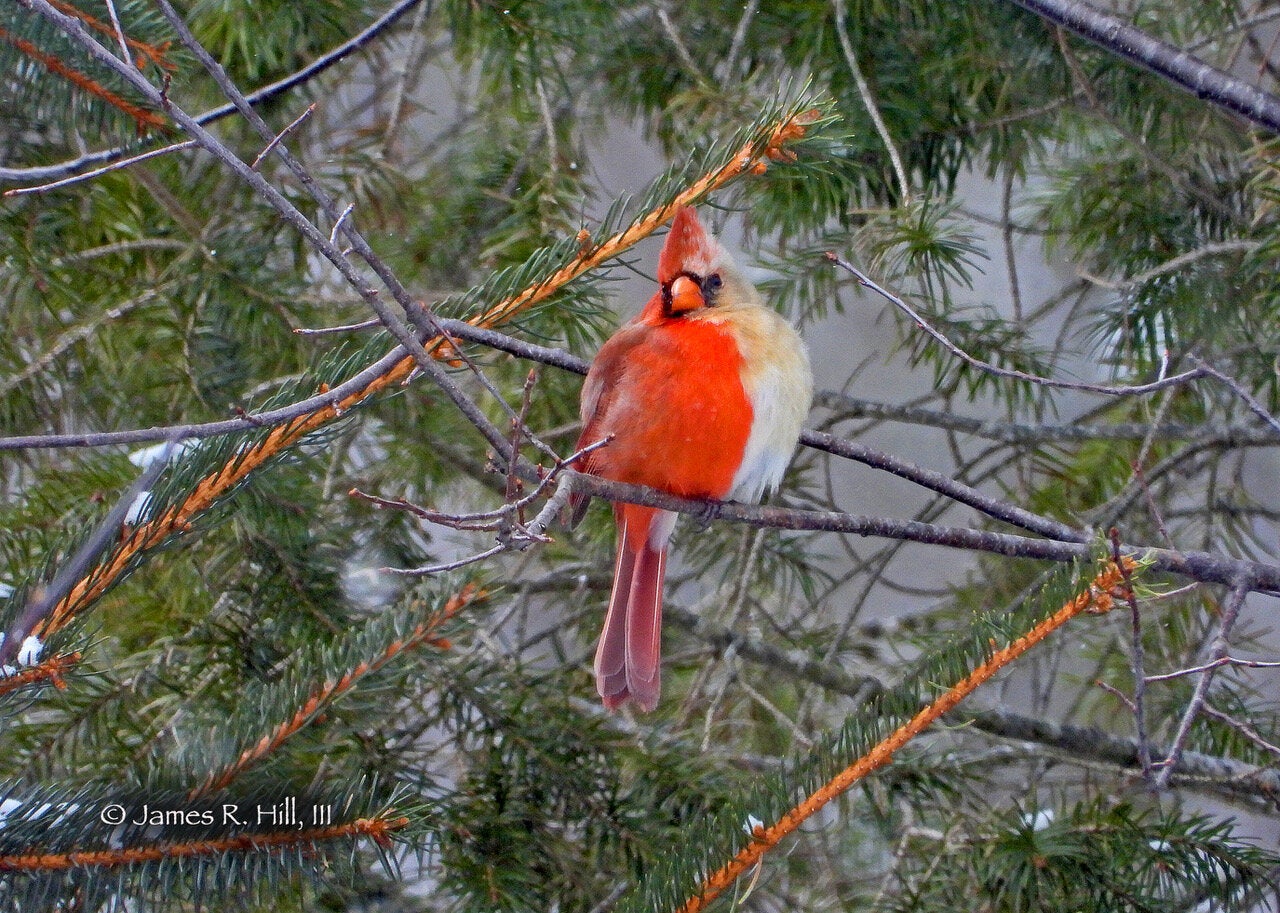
573 207 813 711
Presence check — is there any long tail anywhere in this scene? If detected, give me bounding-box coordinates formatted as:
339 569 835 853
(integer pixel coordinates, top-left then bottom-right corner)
595 505 675 712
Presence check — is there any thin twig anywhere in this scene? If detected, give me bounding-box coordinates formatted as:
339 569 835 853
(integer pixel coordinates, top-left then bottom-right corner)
251 103 316 170
101 0 130 61
535 77 559 166
1081 240 1260 291
1095 679 1137 713
367 438 606 572
294 317 381 335
380 0 432 158
656 7 707 83
1144 656 1280 683
3 139 198 197
815 390 1275 446
328 202 355 244
1111 527 1153 780
1199 703 1280 759
505 369 540 513
826 252 1208 396
385 544 508 576
723 0 759 79
1192 356 1280 439
1154 578 1252 788
832 0 910 203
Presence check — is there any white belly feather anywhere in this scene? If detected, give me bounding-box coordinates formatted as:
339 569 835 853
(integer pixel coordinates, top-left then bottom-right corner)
725 308 813 503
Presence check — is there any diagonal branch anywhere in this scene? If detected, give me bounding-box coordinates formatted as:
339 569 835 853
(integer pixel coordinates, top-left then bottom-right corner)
190 585 479 798
827 252 1208 396
665 605 1280 805
0 438 177 666
674 558 1135 913
1002 0 1280 132
1154 578 1252 788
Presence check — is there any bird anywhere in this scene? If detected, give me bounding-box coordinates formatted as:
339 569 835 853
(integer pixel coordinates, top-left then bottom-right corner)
572 206 813 712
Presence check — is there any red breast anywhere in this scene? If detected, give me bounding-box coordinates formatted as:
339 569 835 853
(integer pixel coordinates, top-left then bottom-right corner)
578 298 752 502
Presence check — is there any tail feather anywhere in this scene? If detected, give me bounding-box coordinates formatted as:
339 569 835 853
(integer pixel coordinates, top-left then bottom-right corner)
622 543 664 711
595 507 672 712
595 519 634 707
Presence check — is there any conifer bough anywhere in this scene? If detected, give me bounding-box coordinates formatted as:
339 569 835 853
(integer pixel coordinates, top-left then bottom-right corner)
676 559 1138 913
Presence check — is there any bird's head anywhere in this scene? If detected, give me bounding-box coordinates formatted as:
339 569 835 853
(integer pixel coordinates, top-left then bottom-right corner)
652 206 754 319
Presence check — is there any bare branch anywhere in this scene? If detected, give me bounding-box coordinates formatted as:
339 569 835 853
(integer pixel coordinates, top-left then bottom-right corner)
2 139 198 198
1082 240 1260 291
802 429 1088 542
827 252 1209 396
1154 579 1252 788
1200 703 1280 759
722 0 758 79
1192 356 1280 439
293 317 381 336
251 103 316 170
1003 0 1280 133
815 390 1277 446
668 605 1280 805
101 0 130 61
385 544 509 577
565 469 1280 592
656 7 707 83
832 0 911 203
1145 655 1280 683
1111 527 1153 780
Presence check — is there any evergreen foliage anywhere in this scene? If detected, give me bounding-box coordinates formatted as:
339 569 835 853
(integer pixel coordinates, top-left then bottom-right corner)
3 0 1280 910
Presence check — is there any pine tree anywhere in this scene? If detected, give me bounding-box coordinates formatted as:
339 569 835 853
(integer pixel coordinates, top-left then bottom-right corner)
3 1 1280 910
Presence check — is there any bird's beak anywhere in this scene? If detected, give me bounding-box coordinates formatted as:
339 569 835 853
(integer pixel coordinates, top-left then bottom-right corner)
666 275 703 315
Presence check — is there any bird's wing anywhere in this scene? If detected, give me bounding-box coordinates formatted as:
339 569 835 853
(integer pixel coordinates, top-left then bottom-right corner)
566 321 651 527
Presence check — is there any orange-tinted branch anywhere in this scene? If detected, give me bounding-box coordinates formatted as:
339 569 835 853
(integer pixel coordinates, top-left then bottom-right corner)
675 557 1137 913
189 585 481 798
0 27 166 132
0 651 81 696
470 110 820 330
0 814 408 873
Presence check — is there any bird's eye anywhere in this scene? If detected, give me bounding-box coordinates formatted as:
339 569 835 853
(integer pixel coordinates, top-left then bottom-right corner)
702 273 723 304
705 273 723 291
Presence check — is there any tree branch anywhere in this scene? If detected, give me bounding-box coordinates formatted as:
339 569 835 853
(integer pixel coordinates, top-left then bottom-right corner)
827 252 1208 396
815 390 1276 447
665 605 1280 806
1003 0 1280 133
675 559 1133 913
564 470 1280 592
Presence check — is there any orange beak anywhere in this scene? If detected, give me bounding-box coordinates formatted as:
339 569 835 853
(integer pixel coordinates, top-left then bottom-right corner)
667 275 704 315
